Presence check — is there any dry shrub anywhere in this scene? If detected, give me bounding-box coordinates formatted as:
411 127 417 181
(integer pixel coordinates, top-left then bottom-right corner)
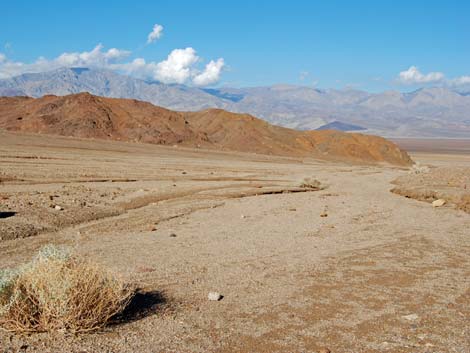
390 186 439 202
299 177 324 190
409 163 430 175
0 245 133 333
458 194 470 213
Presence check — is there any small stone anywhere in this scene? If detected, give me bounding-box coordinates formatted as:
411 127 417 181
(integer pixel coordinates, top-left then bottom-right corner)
208 292 223 301
320 213 328 217
169 233 177 237
432 199 446 207
136 266 156 273
402 313 419 321
151 227 157 232
241 215 246 219
54 205 63 211
317 348 331 353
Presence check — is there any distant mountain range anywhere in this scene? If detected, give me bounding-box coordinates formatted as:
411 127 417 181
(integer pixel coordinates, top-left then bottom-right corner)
316 121 366 132
1 67 469 138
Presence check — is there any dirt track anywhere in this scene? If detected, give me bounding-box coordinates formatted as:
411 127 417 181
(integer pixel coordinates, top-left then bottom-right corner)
1 131 469 353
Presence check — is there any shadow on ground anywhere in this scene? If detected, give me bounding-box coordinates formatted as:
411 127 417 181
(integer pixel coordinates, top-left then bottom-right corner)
112 290 168 325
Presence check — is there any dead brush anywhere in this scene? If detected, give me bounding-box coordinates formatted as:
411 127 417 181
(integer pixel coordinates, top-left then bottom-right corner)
299 177 325 190
458 194 470 213
0 245 133 333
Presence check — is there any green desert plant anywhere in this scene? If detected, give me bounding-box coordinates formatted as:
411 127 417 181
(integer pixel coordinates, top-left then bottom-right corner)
0 245 133 333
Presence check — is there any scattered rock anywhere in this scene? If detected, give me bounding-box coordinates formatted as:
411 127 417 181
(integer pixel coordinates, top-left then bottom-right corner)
320 212 328 217
402 313 419 321
169 233 177 237
240 215 246 219
432 199 446 207
53 205 63 211
136 266 156 273
208 292 223 301
410 163 430 175
317 348 331 353
182 171 187 175
151 227 157 232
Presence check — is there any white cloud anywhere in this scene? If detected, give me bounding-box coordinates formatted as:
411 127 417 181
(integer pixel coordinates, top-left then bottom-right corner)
193 58 225 86
0 44 225 86
116 47 224 85
398 66 445 84
299 71 309 81
396 66 470 89
147 24 163 44
0 44 132 79
154 48 199 84
56 44 131 66
450 75 470 86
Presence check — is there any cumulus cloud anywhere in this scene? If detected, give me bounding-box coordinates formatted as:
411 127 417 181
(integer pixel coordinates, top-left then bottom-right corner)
155 48 199 84
398 66 445 84
0 44 225 86
0 44 131 79
450 75 470 86
56 44 131 67
396 66 470 89
193 58 225 86
147 24 163 44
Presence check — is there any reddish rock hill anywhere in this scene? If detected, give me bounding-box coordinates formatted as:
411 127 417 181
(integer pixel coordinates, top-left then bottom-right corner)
0 93 208 145
0 93 412 166
184 109 413 165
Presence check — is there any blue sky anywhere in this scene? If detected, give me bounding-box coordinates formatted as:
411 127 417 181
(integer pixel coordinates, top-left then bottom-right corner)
1 0 469 91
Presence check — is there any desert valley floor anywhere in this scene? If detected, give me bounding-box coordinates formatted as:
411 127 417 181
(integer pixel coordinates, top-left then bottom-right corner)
0 131 469 353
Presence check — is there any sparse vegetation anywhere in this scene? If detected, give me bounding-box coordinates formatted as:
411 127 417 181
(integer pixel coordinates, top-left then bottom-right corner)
409 163 430 174
458 194 470 213
299 177 324 190
0 245 133 333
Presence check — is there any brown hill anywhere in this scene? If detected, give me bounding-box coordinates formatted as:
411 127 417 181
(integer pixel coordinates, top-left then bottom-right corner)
0 93 412 166
0 93 208 145
184 109 412 165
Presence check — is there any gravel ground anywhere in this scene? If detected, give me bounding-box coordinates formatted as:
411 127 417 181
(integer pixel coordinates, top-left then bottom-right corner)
1 131 469 353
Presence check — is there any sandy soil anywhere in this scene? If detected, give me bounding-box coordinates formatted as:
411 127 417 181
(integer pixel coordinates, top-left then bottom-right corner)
1 131 469 353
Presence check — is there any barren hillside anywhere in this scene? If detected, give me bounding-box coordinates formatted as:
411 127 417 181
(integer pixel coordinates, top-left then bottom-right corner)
0 93 412 166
